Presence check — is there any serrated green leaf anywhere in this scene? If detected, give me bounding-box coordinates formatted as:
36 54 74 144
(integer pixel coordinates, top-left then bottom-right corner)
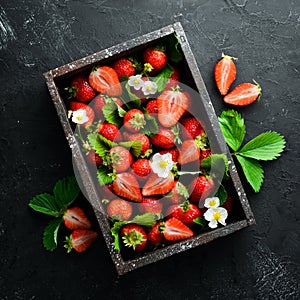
98 134 117 149
238 131 285 161
152 64 174 92
165 34 183 63
28 193 60 217
125 83 142 109
141 113 159 136
88 133 108 158
201 154 229 177
193 217 207 227
53 177 80 211
236 155 264 192
97 166 114 186
110 221 127 251
218 110 246 151
102 102 123 127
43 218 63 251
215 185 227 206
130 213 157 227
176 182 189 199
117 104 127 117
119 140 142 157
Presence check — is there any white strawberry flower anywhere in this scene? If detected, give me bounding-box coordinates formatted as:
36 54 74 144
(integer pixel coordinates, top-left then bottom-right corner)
204 207 228 229
71 109 89 124
128 75 144 90
142 80 157 96
150 153 174 178
204 197 220 208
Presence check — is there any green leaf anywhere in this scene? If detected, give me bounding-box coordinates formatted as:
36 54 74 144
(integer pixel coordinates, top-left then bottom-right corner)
29 193 60 217
43 218 63 251
130 213 158 227
110 221 127 251
88 133 108 158
98 134 117 149
236 154 264 192
53 177 80 212
215 185 227 206
238 131 286 161
97 166 114 186
141 113 159 136
176 182 189 199
193 217 207 227
152 64 174 92
201 154 229 176
218 110 246 151
165 34 183 63
117 104 127 117
125 83 142 109
102 102 123 127
119 140 142 157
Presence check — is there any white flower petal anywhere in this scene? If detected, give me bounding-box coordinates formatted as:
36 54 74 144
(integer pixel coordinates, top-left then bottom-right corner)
128 75 144 90
203 208 214 221
72 109 89 124
204 197 220 208
142 81 157 95
208 220 218 229
150 153 174 178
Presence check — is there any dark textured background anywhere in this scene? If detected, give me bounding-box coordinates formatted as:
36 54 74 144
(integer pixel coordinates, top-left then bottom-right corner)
1 0 299 299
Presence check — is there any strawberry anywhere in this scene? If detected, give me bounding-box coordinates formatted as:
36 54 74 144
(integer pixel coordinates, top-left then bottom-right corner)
189 175 215 203
97 183 115 200
89 66 122 96
85 150 102 166
99 123 122 142
123 109 146 132
214 53 237 95
162 217 193 241
67 75 96 102
107 199 133 221
182 91 192 116
157 88 189 127
120 224 147 252
139 197 163 214
124 133 150 154
69 101 95 126
63 207 92 230
180 117 204 140
110 146 133 173
150 128 175 149
164 65 180 90
178 139 200 165
92 94 123 120
146 99 158 114
159 148 179 163
148 221 166 245
113 172 142 202
224 82 262 106
200 148 211 165
166 201 201 228
112 58 135 79
143 46 167 73
164 181 188 205
222 195 233 213
64 230 98 253
131 159 152 178
142 173 175 196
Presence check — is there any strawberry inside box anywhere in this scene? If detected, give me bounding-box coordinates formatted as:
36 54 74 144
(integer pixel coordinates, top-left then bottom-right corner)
44 22 255 274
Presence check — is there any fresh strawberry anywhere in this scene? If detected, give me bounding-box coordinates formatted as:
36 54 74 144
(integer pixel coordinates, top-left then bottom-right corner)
99 123 122 142
200 148 211 165
157 88 189 127
89 66 122 96
166 201 201 228
85 150 102 166
180 117 204 140
178 139 200 165
164 66 180 90
159 148 179 163
148 221 166 245
64 230 98 253
63 207 92 230
124 133 150 154
162 217 193 241
66 75 96 102
120 224 147 252
189 175 215 203
224 82 262 106
182 91 192 116
113 172 142 202
131 159 152 178
222 195 233 213
150 128 175 149
164 181 188 205
143 46 167 73
123 109 146 132
146 99 158 114
112 58 135 79
214 53 237 95
97 183 115 200
110 146 133 173
139 197 163 214
142 173 175 196
107 199 133 221
92 94 123 120
69 101 95 126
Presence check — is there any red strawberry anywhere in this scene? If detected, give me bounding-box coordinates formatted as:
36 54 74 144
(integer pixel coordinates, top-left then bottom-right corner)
89 66 122 96
150 128 175 149
180 117 204 140
222 195 233 213
159 148 179 163
166 201 201 228
139 197 163 214
224 82 262 106
148 221 166 245
97 183 115 200
131 159 152 178
63 207 92 230
112 58 135 79
107 199 133 221
124 133 150 154
99 123 122 142
200 148 212 164
165 66 180 90
162 217 193 241
85 150 102 166
113 172 142 202
178 139 200 165
189 175 215 203
143 46 167 73
110 146 133 173
142 173 175 196
214 53 237 95
164 181 188 205
69 101 95 126
182 91 192 116
146 99 158 114
92 94 123 120
120 224 147 252
67 75 96 102
123 109 146 132
157 88 189 127
64 230 98 253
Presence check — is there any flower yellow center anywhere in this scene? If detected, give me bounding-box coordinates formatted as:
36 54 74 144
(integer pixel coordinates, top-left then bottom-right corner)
134 78 140 84
209 200 216 207
76 115 83 121
158 160 169 169
213 211 221 221
147 86 153 91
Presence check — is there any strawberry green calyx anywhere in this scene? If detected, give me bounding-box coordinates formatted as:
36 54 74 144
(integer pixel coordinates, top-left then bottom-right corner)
64 235 73 253
154 45 166 52
122 230 146 250
64 86 78 99
129 113 146 130
171 85 181 93
195 133 209 150
181 200 190 213
221 52 238 61
252 79 262 101
171 124 182 144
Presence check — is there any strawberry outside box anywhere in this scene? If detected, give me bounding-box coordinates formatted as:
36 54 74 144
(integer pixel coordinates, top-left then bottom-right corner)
43 22 255 275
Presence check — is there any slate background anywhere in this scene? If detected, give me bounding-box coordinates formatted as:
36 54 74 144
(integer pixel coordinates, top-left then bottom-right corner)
0 0 299 299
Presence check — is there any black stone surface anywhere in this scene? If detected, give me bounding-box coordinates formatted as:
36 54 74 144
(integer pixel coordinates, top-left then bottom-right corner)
0 0 299 299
